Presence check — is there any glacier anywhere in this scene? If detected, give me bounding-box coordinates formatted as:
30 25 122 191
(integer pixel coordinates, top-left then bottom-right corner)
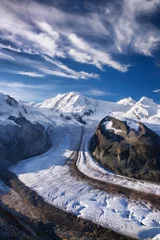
0 91 160 239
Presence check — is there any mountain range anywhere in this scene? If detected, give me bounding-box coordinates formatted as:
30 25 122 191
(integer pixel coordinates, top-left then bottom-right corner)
1 91 160 128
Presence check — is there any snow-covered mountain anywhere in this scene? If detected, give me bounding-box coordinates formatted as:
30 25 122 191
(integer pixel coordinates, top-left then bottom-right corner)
36 92 135 123
0 92 64 127
0 93 28 125
35 91 160 127
36 91 134 114
1 91 160 128
1 91 160 240
126 96 159 119
117 97 136 106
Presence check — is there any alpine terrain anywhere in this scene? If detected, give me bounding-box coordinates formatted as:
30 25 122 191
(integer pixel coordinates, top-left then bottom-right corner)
0 91 160 240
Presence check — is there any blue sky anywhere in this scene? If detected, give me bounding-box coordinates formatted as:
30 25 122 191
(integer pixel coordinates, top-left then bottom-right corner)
0 0 160 103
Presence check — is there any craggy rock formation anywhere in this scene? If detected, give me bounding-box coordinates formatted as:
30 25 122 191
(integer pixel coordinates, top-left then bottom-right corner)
0 201 61 240
90 116 160 182
0 116 52 170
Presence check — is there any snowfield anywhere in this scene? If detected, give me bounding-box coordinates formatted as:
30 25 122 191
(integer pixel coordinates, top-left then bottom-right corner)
0 91 160 239
10 122 160 240
76 124 160 196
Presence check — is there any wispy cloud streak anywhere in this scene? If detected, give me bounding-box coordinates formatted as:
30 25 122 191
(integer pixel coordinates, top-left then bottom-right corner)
0 0 159 78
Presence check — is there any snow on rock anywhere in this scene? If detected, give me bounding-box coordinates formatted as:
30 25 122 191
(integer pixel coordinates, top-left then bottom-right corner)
0 92 65 128
36 92 136 124
117 97 136 106
35 92 160 130
76 124 160 196
1 92 160 239
153 234 160 240
0 93 26 125
11 123 160 240
36 92 96 117
126 97 158 119
1 91 160 128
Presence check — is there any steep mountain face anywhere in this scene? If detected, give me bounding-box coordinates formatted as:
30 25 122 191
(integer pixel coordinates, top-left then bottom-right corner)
0 92 160 171
36 92 136 124
126 97 158 119
36 92 160 128
0 118 52 169
0 93 28 124
1 91 160 174
117 97 136 106
90 116 160 183
0 93 53 170
0 92 160 239
0 201 61 240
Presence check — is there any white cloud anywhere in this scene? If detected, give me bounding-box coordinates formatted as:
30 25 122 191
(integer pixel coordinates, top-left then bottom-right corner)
39 66 98 80
108 0 160 56
0 0 108 60
0 0 128 74
0 52 15 61
1 68 45 78
153 89 160 93
42 56 99 79
68 34 129 72
0 81 53 90
0 2 60 58
0 0 159 77
16 71 45 77
0 52 98 80
36 22 59 39
69 34 89 51
0 81 55 101
68 48 96 65
87 89 113 96
0 44 21 53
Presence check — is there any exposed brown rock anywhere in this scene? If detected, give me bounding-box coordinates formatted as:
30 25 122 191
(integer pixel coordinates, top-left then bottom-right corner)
90 116 160 183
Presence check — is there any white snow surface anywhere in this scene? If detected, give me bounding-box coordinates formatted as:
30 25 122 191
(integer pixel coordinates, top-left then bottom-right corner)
1 91 160 239
10 122 160 240
76 124 160 196
36 92 135 122
34 92 160 134
1 91 160 133
117 97 136 106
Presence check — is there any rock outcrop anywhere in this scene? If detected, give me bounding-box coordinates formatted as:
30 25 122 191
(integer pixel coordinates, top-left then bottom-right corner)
90 116 160 183
0 201 61 240
0 116 52 170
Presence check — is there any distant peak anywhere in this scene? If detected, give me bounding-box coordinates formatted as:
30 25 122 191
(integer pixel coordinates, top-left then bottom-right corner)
137 96 156 105
0 93 17 106
117 97 136 105
64 91 82 97
66 91 80 95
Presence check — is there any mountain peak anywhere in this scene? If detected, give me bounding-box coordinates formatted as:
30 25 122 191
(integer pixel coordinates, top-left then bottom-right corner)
117 97 136 106
65 91 81 97
138 96 156 106
0 93 18 106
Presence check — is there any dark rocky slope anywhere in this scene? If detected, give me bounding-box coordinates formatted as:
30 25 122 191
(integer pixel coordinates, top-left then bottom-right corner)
90 116 160 183
0 201 61 240
0 116 52 170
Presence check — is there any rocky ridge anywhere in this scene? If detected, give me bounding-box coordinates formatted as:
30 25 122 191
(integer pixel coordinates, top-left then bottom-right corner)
90 116 160 182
